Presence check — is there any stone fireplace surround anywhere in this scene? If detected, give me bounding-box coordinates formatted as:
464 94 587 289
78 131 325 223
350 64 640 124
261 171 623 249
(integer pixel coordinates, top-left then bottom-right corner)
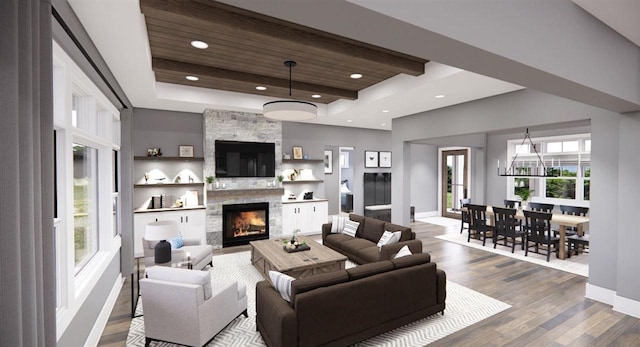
203 109 283 249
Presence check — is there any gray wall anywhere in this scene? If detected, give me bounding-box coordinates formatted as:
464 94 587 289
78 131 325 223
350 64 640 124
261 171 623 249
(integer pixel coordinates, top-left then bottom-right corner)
325 145 340 214
410 143 438 213
133 108 204 157
57 255 121 347
282 122 391 215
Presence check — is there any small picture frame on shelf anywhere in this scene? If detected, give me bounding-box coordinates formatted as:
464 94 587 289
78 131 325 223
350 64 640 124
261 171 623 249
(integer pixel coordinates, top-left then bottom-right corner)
292 146 303 160
324 150 333 174
379 151 392 168
179 145 194 157
365 150 378 168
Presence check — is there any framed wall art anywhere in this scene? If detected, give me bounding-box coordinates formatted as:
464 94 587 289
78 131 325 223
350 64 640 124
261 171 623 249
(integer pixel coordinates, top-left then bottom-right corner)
293 146 303 160
324 150 333 174
379 151 392 168
179 145 194 157
364 150 378 168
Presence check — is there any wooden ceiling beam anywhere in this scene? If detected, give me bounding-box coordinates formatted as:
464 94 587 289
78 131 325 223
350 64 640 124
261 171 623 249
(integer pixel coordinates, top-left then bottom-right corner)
152 58 358 100
140 0 427 76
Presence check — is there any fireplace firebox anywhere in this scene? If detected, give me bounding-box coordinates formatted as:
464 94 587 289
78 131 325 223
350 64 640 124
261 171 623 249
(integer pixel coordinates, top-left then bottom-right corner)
223 202 269 247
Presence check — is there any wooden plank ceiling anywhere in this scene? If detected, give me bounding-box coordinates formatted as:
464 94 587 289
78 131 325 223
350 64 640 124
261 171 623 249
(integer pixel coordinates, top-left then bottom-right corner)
140 0 428 104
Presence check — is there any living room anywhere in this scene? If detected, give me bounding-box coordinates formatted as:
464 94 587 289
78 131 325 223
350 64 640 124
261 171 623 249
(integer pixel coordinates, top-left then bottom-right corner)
3 0 640 346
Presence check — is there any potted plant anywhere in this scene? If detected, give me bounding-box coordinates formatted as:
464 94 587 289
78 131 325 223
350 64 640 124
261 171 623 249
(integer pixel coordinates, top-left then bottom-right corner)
515 188 534 210
205 176 215 190
277 175 284 187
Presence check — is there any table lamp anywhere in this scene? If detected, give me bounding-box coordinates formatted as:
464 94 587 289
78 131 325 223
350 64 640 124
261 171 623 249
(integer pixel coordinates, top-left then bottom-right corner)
145 220 179 264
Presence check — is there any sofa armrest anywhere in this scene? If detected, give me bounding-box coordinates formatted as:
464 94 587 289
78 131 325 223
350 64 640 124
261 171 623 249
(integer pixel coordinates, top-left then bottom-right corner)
436 269 447 305
182 238 201 246
379 240 424 260
322 223 332 241
256 281 297 347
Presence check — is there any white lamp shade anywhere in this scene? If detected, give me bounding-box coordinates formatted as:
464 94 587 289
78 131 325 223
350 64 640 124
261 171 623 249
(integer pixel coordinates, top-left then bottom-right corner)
145 220 180 241
263 100 317 121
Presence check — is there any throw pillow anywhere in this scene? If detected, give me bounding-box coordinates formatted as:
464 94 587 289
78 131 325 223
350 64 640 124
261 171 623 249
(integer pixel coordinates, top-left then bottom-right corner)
394 245 413 259
269 271 295 302
330 215 347 234
377 230 402 249
168 236 183 249
146 266 213 300
342 220 359 237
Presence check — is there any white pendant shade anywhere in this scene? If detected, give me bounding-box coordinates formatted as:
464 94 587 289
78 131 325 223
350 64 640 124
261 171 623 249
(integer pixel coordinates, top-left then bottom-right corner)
263 100 317 121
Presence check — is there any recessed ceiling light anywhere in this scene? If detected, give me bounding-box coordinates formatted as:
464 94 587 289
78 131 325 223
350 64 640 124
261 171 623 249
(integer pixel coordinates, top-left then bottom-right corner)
186 75 199 81
382 109 390 113
311 94 322 98
256 86 267 91
435 94 445 98
191 40 208 49
350 73 363 79
381 123 387 126
347 120 353 123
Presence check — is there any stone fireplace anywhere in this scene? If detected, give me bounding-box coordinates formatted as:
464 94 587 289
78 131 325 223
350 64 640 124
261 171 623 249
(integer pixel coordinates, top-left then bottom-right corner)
222 202 269 247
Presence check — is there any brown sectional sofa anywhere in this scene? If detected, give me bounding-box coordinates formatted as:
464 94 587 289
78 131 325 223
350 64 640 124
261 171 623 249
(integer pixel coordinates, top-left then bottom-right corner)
256 253 447 347
322 213 423 264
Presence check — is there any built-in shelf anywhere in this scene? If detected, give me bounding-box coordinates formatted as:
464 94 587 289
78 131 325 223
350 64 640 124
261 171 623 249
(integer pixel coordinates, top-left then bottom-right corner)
282 180 324 184
134 205 206 213
207 188 284 198
134 183 204 188
282 159 323 164
134 156 204 161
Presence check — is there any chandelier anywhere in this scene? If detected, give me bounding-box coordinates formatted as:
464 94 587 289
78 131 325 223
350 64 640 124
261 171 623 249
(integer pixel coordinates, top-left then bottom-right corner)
498 128 558 177
263 60 317 121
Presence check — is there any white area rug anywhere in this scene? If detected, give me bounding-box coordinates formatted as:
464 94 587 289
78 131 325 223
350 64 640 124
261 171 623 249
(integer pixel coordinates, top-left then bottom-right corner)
416 217 462 227
127 251 510 346
435 232 588 277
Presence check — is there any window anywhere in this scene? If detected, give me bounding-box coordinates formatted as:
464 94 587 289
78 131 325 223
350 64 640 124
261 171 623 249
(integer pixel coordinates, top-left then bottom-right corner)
73 143 99 271
583 165 590 200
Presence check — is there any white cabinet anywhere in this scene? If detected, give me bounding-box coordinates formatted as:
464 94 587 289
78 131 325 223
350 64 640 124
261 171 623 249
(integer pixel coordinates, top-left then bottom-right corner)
134 209 206 257
282 200 328 236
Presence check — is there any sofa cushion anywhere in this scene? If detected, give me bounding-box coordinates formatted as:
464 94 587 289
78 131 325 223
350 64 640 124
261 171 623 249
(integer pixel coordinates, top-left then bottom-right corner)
361 218 386 243
324 233 353 251
341 238 375 256
384 222 413 241
346 260 394 281
342 220 359 237
394 245 413 259
330 215 347 234
356 246 382 263
377 231 402 249
146 266 213 300
391 252 431 269
290 270 349 307
269 271 295 302
348 214 366 237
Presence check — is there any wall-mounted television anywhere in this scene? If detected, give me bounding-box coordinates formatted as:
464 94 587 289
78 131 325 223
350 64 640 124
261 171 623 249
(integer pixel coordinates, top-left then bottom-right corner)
215 140 275 177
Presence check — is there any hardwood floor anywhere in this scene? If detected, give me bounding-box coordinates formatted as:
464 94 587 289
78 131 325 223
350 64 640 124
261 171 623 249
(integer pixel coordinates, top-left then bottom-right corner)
98 221 640 346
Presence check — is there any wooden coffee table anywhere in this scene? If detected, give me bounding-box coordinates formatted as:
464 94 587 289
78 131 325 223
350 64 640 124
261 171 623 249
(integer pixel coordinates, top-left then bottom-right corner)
250 236 347 281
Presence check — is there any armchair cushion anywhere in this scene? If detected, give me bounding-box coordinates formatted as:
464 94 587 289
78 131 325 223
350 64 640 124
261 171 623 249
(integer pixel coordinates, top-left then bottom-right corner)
146 266 213 300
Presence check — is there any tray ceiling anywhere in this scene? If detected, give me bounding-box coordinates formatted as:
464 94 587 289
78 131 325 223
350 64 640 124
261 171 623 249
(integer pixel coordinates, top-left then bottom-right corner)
140 0 428 104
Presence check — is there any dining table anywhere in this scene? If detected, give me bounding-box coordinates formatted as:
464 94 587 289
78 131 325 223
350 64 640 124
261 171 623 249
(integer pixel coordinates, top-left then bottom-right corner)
469 206 590 260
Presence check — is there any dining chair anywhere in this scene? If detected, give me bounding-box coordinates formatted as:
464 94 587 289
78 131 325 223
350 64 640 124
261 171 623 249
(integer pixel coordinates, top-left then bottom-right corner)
559 205 589 236
504 200 519 209
523 210 559 262
528 202 554 213
467 204 493 246
493 207 525 253
567 234 590 258
460 198 472 234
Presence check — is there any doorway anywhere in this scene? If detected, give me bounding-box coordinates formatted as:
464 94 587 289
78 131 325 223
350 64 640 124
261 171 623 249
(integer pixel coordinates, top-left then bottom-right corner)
441 149 468 219
339 147 354 216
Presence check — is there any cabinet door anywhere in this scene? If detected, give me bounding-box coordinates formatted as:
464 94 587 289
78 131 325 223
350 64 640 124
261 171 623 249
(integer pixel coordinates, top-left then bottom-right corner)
133 213 160 258
183 210 205 244
156 210 184 235
308 201 328 233
282 203 299 236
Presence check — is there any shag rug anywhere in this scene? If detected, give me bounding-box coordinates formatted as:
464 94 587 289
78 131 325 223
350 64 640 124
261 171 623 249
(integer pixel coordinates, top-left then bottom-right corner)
127 251 510 346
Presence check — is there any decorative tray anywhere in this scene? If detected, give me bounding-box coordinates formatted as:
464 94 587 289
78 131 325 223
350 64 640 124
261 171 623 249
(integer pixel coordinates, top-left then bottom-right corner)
283 244 311 253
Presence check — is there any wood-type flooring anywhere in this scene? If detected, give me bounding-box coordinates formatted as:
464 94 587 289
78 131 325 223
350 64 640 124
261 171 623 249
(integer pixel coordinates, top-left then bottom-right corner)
98 221 640 346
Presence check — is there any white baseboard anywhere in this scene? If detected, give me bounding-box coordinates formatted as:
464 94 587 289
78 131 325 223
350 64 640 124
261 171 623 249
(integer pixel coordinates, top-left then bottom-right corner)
614 295 640 319
415 211 438 219
84 275 124 347
586 283 640 319
585 283 615 305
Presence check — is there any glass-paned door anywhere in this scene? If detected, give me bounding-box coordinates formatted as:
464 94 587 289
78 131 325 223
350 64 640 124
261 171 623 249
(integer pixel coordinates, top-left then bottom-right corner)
442 149 468 219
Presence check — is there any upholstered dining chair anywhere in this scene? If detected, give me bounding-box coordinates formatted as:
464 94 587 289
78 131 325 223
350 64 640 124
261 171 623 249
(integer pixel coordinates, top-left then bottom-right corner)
528 202 554 213
460 198 472 234
467 204 493 246
493 207 525 253
523 210 559 262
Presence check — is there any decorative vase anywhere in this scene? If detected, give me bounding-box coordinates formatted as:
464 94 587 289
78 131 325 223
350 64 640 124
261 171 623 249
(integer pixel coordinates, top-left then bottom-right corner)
214 181 220 189
208 183 213 191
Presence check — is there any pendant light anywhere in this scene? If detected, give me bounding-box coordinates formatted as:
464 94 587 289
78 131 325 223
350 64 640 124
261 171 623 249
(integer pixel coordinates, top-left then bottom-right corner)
263 60 317 121
498 128 558 177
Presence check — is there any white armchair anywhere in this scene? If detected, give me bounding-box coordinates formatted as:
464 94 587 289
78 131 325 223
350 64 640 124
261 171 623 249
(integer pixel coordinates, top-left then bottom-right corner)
140 266 248 347
142 237 213 270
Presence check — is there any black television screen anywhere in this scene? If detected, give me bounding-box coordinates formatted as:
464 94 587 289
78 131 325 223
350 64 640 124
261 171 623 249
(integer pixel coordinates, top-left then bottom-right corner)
215 140 275 177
